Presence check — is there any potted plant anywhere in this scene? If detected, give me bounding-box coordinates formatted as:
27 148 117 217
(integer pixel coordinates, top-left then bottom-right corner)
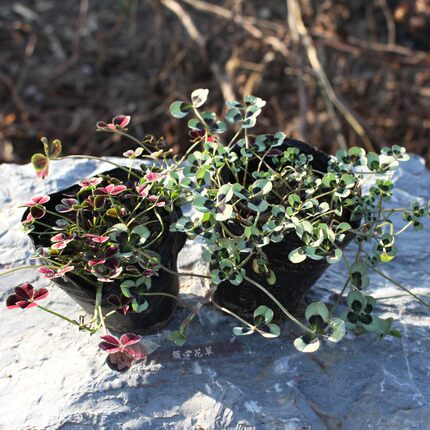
2 92 430 370
2 116 190 371
169 89 430 352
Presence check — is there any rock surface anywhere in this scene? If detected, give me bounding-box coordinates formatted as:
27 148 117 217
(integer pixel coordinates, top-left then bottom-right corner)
0 157 429 430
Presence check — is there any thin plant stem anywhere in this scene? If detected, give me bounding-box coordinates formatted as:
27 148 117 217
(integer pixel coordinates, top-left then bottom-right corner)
0 265 43 277
211 297 256 331
141 292 194 311
36 304 91 330
243 275 312 333
160 264 211 280
366 264 430 309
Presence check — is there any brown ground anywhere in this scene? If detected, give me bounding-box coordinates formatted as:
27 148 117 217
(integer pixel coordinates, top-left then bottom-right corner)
0 0 429 165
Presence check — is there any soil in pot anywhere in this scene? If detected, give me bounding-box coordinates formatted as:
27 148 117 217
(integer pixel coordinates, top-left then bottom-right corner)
212 137 360 321
24 167 186 334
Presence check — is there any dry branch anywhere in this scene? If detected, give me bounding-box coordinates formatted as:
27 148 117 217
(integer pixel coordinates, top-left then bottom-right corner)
160 0 236 102
287 0 376 152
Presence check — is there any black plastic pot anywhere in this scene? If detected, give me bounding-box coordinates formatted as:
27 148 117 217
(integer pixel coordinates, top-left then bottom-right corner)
24 167 186 334
212 137 360 320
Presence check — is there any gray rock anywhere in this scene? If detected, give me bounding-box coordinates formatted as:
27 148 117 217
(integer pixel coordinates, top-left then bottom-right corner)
0 157 429 430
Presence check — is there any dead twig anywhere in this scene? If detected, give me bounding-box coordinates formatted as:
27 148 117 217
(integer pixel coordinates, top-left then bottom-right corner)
287 0 376 152
378 0 396 46
287 0 347 149
179 0 290 57
160 0 236 101
287 0 307 141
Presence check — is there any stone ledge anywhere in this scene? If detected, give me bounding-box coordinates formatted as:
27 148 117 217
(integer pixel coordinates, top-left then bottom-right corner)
0 157 429 429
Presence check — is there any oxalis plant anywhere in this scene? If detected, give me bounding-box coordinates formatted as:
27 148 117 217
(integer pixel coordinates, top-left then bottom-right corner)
1 116 199 371
168 88 430 353
2 90 430 372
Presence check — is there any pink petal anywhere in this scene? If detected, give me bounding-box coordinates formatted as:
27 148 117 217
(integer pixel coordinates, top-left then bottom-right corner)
110 185 127 195
123 150 135 158
120 333 141 347
112 115 131 128
123 344 146 360
18 301 38 309
51 233 65 243
100 334 120 345
6 294 21 309
110 267 123 278
51 241 67 250
85 234 109 244
79 177 102 187
15 283 34 299
22 213 34 224
36 165 50 179
136 185 148 198
99 342 121 353
88 258 106 267
144 172 162 182
33 288 49 301
37 267 55 278
99 335 121 352
33 195 50 205
58 266 74 276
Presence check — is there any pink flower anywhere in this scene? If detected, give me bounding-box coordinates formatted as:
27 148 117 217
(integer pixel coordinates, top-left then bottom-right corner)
96 184 127 196
89 250 122 282
107 295 132 315
21 195 51 224
51 233 75 250
6 283 48 309
79 177 103 188
38 265 74 279
123 147 143 158
148 195 166 207
88 258 106 267
55 198 79 213
23 195 50 207
97 115 131 130
136 184 149 198
85 245 118 269
84 234 109 244
99 333 145 371
22 211 38 224
144 172 164 182
110 115 131 129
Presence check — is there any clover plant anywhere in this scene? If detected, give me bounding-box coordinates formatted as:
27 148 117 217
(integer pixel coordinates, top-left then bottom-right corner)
2 116 195 371
2 90 430 373
169 89 430 352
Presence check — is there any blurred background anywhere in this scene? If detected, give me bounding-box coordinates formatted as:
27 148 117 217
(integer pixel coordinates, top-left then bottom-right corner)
0 0 429 165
